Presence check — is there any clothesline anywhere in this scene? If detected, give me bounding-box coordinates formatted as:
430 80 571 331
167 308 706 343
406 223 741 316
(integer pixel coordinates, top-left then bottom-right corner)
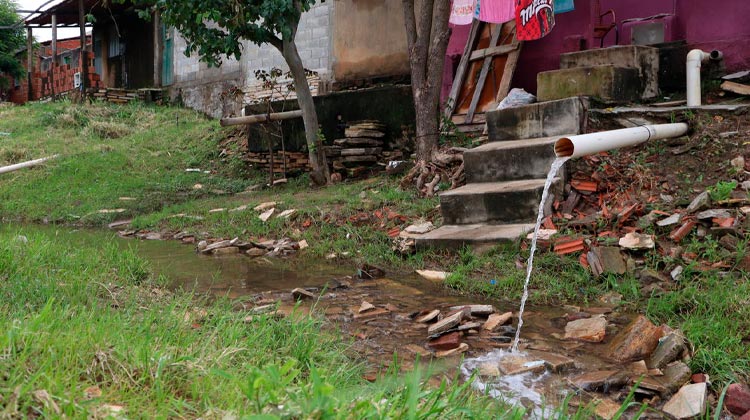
450 0 574 40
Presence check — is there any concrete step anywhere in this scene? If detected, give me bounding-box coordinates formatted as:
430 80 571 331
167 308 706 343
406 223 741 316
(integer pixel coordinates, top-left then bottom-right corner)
486 97 587 141
537 65 642 103
560 45 659 100
439 179 562 225
464 136 569 183
414 223 535 250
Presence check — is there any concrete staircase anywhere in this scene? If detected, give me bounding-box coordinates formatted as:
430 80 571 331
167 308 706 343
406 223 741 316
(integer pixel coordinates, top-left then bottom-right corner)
416 97 587 249
416 45 663 250
537 45 660 103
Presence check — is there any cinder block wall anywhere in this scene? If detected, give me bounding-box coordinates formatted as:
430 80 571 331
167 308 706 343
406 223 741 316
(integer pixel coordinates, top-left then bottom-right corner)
170 1 332 118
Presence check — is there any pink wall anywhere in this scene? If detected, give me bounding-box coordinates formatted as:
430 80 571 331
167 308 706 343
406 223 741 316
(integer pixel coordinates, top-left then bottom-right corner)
445 0 750 97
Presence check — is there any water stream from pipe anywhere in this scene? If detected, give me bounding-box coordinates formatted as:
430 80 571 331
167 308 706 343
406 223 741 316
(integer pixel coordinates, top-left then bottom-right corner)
511 157 569 352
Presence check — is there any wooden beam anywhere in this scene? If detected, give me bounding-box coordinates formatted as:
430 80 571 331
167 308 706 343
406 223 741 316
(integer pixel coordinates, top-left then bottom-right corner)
26 27 32 102
465 24 503 124
153 10 162 87
721 81 750 96
444 19 480 120
50 13 57 99
469 44 518 62
495 24 522 104
220 110 304 127
78 0 87 94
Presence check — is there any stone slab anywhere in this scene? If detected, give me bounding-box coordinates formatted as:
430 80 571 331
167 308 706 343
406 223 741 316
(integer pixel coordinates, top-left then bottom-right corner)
560 45 660 99
439 179 563 225
486 97 587 141
662 383 707 419
414 224 535 250
537 65 642 103
464 136 568 183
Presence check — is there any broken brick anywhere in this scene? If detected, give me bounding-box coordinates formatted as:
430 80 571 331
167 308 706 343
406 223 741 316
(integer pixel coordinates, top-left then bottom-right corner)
669 219 697 242
427 331 461 351
554 238 586 255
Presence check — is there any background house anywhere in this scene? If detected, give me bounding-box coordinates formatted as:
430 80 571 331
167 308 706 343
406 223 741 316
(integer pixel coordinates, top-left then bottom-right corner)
445 0 750 97
170 0 413 118
5 35 93 104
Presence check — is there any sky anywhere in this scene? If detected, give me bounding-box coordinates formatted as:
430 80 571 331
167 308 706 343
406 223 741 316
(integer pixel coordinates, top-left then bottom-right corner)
15 0 82 42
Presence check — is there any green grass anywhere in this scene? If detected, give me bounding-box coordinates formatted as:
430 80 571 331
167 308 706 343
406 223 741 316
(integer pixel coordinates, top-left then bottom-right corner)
0 230 527 418
0 101 258 225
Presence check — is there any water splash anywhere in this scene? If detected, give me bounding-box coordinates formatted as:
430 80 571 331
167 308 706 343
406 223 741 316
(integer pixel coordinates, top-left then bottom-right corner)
461 349 549 418
512 157 569 352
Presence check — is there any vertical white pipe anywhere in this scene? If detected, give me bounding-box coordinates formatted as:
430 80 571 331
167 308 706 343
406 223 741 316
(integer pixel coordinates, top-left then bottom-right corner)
687 50 707 107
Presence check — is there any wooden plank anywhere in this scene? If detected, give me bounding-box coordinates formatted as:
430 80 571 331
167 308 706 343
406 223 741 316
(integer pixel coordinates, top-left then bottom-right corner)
721 81 750 96
444 19 481 120
465 24 503 124
469 44 518 62
495 21 522 104
220 110 303 127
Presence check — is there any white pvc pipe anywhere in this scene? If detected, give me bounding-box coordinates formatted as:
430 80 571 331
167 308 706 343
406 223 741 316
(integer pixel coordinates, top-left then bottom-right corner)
0 155 59 175
687 49 723 107
554 124 689 159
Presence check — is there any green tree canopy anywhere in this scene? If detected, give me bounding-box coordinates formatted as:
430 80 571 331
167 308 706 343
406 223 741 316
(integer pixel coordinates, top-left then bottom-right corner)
0 0 26 89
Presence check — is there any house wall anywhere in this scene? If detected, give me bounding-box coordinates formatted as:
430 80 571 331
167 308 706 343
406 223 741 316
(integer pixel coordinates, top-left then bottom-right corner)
446 0 750 96
331 0 410 82
170 1 332 118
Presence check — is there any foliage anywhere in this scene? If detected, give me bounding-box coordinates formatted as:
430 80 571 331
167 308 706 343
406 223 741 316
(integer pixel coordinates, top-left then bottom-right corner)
127 0 315 67
707 180 737 202
0 0 26 90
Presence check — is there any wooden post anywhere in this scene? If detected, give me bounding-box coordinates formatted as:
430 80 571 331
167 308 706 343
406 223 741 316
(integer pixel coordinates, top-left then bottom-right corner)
78 0 88 96
51 13 57 99
153 9 162 87
26 27 32 102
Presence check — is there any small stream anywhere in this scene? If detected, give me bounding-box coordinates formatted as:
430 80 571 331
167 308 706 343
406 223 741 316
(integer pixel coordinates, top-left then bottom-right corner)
4 224 637 416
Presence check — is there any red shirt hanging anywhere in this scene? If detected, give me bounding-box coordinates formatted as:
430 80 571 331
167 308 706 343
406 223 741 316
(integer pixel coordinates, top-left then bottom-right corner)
515 0 556 41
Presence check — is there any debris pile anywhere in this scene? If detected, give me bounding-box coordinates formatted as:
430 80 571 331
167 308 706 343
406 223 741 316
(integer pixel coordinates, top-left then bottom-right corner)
236 267 710 418
536 137 750 290
91 88 163 105
325 120 404 179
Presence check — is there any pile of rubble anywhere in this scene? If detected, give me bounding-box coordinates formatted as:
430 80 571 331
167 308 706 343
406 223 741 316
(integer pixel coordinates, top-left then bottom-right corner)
538 149 750 287
325 120 404 179
236 265 735 418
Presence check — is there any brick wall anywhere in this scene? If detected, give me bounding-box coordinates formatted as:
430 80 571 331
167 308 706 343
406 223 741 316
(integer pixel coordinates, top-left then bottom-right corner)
7 51 101 104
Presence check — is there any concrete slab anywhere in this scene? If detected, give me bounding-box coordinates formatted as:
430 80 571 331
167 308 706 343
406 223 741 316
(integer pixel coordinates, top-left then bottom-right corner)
537 65 642 103
439 179 562 225
486 97 587 141
464 136 568 183
590 103 750 116
414 224 534 250
560 45 660 99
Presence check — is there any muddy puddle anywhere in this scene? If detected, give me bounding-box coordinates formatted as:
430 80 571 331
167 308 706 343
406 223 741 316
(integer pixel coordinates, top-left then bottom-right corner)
7 225 677 417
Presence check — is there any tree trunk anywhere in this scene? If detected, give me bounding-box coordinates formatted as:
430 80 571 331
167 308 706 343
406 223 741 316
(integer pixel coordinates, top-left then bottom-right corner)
401 0 454 195
280 39 330 186
414 94 439 162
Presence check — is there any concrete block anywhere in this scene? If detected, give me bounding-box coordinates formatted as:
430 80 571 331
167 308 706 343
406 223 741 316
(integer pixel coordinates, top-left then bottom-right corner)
414 224 535 250
439 179 562 225
464 136 565 183
537 65 642 103
486 97 587 141
560 45 659 99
